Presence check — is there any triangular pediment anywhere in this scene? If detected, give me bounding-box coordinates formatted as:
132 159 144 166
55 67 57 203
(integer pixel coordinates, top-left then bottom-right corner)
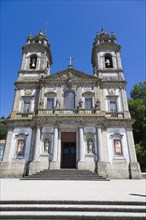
43 68 97 81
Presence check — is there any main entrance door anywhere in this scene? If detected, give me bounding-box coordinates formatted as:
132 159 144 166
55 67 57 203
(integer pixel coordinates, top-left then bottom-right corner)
61 132 76 169
61 142 76 168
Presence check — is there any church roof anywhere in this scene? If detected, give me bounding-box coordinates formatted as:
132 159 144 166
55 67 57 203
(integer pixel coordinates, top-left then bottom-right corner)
43 67 98 81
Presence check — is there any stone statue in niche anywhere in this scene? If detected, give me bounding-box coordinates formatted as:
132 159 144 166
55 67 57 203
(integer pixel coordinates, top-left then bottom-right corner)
39 99 44 107
44 139 50 154
55 99 60 108
87 139 95 154
78 99 83 108
95 99 100 110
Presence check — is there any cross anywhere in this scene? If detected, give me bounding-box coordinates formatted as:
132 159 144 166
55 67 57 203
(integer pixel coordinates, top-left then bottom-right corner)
68 56 74 66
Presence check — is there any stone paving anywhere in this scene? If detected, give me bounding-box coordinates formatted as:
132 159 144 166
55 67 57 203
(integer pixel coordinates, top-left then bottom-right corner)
0 179 146 202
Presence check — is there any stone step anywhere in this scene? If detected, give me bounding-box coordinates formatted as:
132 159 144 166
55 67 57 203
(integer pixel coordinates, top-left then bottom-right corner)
22 178 108 181
0 211 145 219
1 201 146 220
23 169 107 181
1 200 145 205
1 204 145 212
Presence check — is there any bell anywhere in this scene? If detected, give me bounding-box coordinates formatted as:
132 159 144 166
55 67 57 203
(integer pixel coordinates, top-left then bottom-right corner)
31 62 35 67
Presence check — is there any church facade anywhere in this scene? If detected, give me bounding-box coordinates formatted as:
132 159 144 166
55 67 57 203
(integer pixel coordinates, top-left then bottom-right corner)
1 29 141 179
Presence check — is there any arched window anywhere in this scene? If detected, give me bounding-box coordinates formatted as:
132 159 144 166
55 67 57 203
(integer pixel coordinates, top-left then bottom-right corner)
64 90 75 109
30 54 37 69
105 53 113 68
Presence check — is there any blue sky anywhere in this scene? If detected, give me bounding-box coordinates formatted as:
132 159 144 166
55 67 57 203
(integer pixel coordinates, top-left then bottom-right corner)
0 0 145 117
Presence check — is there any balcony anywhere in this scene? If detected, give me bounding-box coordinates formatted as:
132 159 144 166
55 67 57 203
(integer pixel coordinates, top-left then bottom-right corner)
38 108 100 116
10 112 34 119
105 112 124 118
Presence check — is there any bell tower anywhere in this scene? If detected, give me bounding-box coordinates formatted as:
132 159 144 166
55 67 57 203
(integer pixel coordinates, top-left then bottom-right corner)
19 30 52 78
91 28 124 80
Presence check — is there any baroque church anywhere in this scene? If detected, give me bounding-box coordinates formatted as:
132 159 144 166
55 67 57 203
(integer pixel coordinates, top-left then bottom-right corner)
1 29 141 179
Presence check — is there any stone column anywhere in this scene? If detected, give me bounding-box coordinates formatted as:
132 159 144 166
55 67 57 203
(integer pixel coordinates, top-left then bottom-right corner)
78 127 85 170
19 97 23 112
96 126 110 178
30 97 35 112
3 129 13 162
96 127 103 161
116 52 122 69
126 128 137 163
52 127 58 161
79 127 85 161
28 128 36 161
121 88 129 111
50 127 59 169
112 55 117 69
33 127 41 161
121 87 130 118
12 89 20 112
126 127 141 179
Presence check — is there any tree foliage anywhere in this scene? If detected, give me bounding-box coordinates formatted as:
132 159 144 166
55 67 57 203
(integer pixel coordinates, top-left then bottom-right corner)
0 118 7 140
128 81 146 171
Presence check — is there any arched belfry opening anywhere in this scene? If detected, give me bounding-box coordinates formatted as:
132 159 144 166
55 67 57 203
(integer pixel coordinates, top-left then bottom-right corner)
30 54 37 69
105 53 113 68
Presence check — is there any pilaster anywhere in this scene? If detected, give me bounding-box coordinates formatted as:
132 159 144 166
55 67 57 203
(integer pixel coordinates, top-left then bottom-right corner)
3 129 13 162
50 127 60 169
33 127 41 161
126 127 141 179
78 127 85 170
121 88 131 118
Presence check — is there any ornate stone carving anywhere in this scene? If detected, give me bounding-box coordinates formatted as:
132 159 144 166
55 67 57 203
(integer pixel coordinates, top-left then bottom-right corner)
66 77 72 88
110 133 123 139
78 99 83 108
108 88 116 95
25 89 32 96
39 99 44 107
55 99 60 108
95 99 101 110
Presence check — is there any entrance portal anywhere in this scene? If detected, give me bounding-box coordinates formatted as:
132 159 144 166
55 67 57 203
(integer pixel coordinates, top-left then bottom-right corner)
61 132 76 169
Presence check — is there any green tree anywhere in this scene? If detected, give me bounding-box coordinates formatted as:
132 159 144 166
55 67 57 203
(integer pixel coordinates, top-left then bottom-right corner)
128 81 146 171
0 121 7 139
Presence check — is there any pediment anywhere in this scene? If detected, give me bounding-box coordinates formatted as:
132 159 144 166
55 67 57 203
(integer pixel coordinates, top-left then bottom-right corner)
43 68 97 81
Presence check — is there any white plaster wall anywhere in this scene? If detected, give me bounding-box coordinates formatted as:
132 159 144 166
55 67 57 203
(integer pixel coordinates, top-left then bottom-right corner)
107 128 129 163
9 128 32 162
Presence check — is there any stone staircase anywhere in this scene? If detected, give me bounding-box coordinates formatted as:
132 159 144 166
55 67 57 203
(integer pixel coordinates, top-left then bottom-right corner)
0 200 146 219
22 169 108 181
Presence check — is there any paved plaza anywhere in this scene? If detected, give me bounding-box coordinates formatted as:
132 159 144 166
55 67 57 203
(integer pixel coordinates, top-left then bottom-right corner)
1 179 146 202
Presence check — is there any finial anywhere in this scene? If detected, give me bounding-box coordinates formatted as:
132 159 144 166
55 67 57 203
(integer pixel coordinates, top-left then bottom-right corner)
27 32 32 43
67 56 74 68
96 32 99 36
39 28 43 35
44 20 48 35
111 32 116 42
101 27 105 33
